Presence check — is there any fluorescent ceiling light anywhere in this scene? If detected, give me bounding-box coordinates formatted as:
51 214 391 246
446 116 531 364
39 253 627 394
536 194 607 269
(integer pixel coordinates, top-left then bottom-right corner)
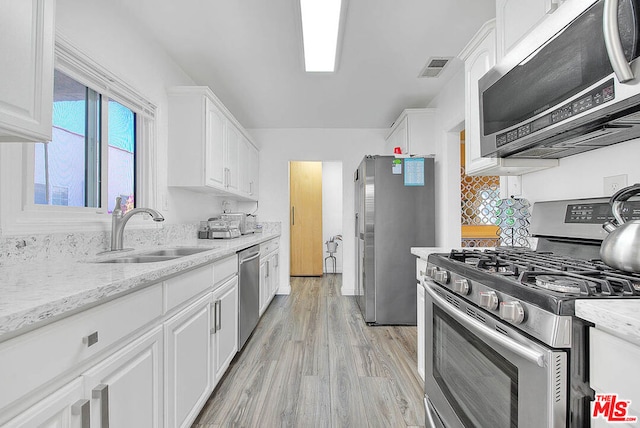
300 0 342 72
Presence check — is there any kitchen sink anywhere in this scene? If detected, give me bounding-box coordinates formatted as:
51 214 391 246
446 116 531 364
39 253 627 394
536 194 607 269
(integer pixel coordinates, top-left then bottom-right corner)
140 247 211 257
99 255 181 263
98 247 213 263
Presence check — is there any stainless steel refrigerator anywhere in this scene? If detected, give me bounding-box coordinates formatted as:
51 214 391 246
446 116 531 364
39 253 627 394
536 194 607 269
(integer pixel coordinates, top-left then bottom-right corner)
354 155 435 325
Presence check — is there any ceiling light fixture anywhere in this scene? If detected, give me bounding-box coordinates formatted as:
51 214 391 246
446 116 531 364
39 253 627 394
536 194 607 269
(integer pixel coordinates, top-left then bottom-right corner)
300 0 343 72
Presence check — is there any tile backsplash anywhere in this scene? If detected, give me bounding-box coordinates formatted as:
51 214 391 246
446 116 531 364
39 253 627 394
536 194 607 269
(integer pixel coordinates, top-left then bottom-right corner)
0 221 281 265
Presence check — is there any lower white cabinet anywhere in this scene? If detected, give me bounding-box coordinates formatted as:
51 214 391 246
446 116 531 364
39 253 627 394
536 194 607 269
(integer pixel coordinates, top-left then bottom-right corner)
165 293 212 428
5 326 164 428
417 282 425 382
211 275 238 385
83 326 164 428
259 239 280 316
590 327 640 427
3 378 86 428
416 257 427 382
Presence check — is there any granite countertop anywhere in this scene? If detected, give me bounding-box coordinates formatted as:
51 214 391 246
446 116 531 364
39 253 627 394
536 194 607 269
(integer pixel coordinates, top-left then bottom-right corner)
0 232 280 342
575 300 640 347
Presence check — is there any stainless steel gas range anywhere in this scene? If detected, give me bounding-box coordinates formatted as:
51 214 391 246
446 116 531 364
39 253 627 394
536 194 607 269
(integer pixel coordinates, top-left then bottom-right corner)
421 198 640 428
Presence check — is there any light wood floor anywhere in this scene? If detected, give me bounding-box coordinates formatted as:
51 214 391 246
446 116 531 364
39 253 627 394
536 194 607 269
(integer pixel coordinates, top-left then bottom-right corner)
192 274 425 428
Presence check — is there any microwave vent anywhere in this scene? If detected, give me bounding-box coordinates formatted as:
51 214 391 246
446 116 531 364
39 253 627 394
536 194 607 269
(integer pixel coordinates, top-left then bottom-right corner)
419 57 453 78
510 147 567 158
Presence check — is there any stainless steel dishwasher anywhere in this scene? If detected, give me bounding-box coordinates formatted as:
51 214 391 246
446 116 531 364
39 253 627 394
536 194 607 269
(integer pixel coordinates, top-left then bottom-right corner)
238 245 261 350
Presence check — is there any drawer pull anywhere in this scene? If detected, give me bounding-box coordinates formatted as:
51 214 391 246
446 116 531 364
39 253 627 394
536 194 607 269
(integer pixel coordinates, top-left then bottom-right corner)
92 384 110 428
83 331 99 347
71 399 90 428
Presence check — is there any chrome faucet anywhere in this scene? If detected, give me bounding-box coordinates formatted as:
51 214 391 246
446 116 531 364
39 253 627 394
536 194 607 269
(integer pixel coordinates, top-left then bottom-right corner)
109 196 165 251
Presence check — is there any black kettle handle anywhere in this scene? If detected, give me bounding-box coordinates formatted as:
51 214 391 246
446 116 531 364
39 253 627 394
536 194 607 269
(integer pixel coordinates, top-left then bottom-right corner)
610 183 640 225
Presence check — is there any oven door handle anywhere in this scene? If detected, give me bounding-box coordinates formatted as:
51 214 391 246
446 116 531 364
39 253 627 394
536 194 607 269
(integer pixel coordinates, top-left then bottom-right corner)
423 281 546 368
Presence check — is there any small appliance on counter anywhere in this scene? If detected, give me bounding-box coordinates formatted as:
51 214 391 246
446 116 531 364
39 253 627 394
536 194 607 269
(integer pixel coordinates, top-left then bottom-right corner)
221 212 256 235
206 218 241 239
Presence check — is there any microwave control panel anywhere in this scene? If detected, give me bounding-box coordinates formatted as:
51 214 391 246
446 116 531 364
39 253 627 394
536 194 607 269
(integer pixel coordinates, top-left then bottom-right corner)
496 79 615 148
564 201 640 224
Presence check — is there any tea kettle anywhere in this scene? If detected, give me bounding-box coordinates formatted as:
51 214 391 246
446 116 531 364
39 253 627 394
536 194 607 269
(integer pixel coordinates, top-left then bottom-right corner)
600 183 640 272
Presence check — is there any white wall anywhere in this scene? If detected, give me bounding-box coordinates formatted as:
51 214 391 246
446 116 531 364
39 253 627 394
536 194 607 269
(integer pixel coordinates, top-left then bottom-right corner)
250 128 386 295
520 138 640 204
322 161 343 273
427 65 466 248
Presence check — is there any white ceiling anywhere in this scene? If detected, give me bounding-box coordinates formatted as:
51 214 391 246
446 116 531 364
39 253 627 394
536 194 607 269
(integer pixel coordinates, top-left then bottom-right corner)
112 0 495 129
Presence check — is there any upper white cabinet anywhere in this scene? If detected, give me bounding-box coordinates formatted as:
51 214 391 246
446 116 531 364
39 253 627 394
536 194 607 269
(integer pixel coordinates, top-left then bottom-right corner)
239 135 260 199
460 20 557 176
496 0 565 61
0 0 54 143
385 109 435 155
168 86 259 201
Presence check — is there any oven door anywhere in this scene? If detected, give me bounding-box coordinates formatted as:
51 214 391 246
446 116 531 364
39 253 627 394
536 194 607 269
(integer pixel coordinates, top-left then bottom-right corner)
423 280 568 428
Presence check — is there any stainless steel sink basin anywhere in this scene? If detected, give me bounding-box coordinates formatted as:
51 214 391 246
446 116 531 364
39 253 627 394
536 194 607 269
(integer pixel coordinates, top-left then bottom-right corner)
141 247 210 257
97 247 212 263
99 255 180 263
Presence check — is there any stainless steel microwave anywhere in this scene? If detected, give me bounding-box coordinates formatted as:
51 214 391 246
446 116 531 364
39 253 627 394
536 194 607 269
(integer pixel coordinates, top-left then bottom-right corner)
479 0 640 159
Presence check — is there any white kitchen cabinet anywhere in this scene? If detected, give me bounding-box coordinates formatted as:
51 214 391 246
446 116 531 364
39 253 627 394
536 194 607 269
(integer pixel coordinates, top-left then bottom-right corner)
239 136 260 199
248 141 260 199
416 257 427 382
167 86 259 201
0 0 54 143
385 109 435 155
496 0 564 61
164 292 212 428
259 238 280 316
270 251 280 297
2 378 86 428
460 20 557 176
225 124 240 193
83 326 163 428
590 327 640 427
211 275 238 385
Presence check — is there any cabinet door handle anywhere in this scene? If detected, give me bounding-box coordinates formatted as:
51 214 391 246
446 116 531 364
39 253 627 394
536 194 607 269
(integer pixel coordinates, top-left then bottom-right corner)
211 300 217 334
215 300 222 332
92 384 109 428
266 261 270 277
545 0 558 14
83 331 99 347
291 207 295 225
71 399 90 428
275 254 279 268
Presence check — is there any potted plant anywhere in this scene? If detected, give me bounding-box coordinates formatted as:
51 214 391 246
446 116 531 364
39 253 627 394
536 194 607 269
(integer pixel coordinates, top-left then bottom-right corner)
326 234 342 253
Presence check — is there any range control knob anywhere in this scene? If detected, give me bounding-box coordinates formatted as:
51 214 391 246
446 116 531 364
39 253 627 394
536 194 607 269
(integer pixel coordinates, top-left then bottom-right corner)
426 266 437 279
434 270 450 284
479 291 499 310
499 301 525 324
452 279 470 295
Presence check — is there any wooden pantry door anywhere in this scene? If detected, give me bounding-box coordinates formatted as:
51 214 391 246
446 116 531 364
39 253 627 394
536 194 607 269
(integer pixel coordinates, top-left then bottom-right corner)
289 161 323 276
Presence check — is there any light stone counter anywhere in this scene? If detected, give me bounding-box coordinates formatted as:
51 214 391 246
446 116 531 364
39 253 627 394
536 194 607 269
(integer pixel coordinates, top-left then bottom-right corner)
410 247 455 260
576 300 640 347
0 232 280 342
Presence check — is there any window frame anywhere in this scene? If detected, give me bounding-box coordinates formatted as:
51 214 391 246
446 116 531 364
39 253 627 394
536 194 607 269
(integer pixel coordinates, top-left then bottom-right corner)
0 34 158 234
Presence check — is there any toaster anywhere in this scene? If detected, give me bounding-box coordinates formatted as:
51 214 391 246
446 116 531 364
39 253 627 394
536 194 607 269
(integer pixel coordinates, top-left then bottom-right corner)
220 213 256 235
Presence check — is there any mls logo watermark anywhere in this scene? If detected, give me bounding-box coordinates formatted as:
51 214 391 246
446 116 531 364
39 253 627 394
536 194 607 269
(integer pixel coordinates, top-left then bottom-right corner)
593 394 638 423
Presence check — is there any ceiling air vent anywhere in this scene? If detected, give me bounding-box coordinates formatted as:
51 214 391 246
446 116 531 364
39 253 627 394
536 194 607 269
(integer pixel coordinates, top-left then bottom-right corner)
419 57 453 78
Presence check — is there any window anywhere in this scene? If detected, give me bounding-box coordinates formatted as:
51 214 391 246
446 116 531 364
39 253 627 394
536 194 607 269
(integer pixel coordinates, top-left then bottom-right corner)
34 70 136 213
0 37 157 235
